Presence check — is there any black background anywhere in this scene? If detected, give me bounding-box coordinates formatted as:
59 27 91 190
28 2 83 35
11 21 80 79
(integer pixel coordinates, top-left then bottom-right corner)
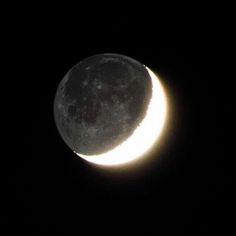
3 4 234 235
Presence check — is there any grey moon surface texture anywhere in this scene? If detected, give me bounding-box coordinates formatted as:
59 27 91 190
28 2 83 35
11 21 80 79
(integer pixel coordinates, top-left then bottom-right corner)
54 54 152 156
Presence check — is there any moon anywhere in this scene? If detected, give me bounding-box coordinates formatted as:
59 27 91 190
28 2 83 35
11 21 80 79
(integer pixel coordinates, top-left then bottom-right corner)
77 67 167 166
54 54 168 167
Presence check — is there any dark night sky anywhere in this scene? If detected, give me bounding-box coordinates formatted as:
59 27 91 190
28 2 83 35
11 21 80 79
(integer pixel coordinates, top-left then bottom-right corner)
3 4 234 235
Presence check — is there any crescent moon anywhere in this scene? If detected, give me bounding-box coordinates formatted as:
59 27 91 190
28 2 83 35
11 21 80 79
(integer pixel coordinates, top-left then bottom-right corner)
75 67 168 166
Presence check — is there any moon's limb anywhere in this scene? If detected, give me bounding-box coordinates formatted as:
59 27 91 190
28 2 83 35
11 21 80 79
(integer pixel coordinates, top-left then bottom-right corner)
75 67 168 166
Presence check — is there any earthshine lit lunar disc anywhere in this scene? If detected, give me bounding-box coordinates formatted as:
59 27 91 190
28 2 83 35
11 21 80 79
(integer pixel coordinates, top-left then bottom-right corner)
76 67 168 166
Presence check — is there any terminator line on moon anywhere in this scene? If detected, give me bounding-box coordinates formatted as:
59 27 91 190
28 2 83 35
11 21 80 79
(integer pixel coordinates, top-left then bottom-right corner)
54 54 167 166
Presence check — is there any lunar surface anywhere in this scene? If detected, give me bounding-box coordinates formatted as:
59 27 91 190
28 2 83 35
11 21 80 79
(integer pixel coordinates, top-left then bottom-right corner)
54 54 167 166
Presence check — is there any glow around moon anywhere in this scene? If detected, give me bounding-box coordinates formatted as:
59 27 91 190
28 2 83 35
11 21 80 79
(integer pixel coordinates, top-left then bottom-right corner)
75 67 168 166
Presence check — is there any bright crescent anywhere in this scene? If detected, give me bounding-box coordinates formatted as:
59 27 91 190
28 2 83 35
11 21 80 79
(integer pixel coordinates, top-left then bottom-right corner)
75 67 168 166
